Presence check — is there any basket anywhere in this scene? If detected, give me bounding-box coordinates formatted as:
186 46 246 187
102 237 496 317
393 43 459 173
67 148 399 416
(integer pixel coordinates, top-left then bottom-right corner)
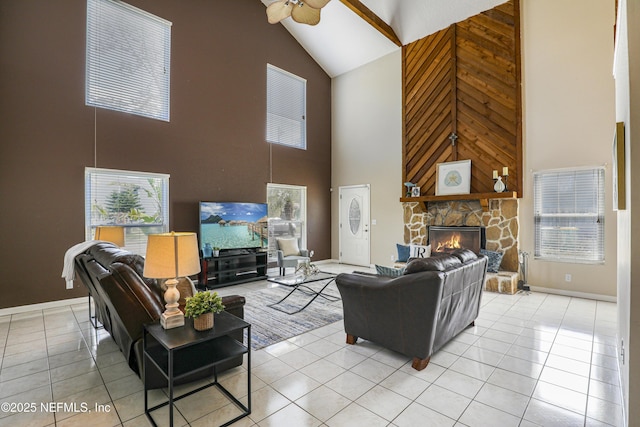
193 312 214 331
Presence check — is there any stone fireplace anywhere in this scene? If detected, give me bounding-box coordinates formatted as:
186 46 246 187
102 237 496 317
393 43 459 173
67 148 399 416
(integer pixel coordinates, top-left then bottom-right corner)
403 198 520 293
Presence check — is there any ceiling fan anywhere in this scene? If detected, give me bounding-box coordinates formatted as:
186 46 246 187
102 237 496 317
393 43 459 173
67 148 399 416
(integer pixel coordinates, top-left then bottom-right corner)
266 0 331 26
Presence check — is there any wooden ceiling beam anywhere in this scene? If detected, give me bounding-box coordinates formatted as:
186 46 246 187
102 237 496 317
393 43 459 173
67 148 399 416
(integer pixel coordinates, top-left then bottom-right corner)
339 0 403 46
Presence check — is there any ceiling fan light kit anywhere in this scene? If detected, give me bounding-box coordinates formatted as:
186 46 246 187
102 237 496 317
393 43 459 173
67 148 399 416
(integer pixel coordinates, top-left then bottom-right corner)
266 0 330 26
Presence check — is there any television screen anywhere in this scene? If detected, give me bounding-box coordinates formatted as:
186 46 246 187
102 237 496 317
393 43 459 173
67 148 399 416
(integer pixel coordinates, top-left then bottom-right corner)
199 202 268 251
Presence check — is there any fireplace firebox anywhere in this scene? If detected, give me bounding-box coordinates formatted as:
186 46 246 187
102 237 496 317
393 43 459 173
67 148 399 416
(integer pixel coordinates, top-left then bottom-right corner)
429 226 485 254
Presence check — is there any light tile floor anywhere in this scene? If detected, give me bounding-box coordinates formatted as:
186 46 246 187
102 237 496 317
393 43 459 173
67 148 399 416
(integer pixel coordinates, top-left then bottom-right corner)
0 263 624 426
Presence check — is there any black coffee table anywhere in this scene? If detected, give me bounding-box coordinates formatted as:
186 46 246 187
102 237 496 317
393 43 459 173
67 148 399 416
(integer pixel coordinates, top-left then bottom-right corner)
267 271 340 314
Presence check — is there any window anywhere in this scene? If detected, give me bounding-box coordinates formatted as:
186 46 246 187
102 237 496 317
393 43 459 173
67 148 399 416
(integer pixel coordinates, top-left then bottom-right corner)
533 167 605 263
266 184 307 259
85 168 169 255
266 64 306 149
86 0 172 121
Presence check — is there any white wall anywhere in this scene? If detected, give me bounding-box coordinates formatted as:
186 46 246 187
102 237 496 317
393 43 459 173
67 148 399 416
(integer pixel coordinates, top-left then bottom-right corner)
519 0 617 298
331 50 404 266
614 0 640 423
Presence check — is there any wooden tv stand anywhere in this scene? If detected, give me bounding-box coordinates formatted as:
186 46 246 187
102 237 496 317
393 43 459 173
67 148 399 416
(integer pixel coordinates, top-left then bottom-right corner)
198 251 267 289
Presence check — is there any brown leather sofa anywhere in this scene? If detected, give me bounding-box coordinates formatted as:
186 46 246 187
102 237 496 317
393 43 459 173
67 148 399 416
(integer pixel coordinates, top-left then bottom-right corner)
335 248 487 371
74 242 246 388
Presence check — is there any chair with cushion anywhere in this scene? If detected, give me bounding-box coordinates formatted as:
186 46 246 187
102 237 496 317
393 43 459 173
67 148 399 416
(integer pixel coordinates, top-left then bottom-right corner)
276 237 310 275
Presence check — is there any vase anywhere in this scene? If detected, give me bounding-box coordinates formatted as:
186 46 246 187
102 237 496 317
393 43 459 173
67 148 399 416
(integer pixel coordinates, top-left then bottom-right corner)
494 176 505 193
193 312 214 331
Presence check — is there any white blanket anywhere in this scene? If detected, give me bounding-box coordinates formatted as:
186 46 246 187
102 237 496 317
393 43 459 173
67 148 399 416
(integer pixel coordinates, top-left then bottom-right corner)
62 240 106 288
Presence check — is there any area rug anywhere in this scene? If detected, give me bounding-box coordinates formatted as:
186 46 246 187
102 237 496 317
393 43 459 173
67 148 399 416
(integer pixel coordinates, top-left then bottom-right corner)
243 279 343 350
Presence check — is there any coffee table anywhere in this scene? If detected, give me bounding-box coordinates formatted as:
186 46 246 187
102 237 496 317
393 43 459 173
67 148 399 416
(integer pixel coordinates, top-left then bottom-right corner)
267 271 340 314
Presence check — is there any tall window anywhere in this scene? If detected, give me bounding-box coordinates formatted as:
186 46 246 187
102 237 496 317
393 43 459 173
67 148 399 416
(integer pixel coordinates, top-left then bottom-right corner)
86 0 172 121
85 168 169 255
266 184 307 259
533 167 605 263
266 64 307 149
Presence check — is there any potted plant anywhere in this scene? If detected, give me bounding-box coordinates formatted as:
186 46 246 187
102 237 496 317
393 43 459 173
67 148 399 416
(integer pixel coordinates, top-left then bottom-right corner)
184 291 225 331
213 247 220 257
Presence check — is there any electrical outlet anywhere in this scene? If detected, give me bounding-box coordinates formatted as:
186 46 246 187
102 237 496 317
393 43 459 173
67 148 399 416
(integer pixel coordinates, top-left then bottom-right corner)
390 254 395 261
565 274 572 282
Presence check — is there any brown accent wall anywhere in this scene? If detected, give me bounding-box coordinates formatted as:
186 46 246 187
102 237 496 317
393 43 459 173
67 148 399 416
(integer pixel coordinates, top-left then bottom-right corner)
0 0 331 309
403 0 522 196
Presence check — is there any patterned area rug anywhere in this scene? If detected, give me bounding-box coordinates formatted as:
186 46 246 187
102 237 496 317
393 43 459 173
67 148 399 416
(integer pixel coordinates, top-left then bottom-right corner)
243 279 343 350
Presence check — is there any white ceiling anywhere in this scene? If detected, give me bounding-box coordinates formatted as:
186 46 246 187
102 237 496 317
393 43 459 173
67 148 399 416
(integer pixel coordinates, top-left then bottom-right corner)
261 0 508 77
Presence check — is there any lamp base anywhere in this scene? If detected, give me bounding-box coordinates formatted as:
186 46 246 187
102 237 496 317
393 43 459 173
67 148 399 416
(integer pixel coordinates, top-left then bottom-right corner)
160 310 184 329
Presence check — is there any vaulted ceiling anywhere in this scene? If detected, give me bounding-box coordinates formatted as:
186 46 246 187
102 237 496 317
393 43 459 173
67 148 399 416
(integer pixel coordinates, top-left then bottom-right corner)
261 0 509 77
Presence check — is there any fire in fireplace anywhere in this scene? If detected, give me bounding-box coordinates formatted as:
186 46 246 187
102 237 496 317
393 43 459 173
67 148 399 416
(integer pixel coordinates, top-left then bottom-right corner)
429 226 485 254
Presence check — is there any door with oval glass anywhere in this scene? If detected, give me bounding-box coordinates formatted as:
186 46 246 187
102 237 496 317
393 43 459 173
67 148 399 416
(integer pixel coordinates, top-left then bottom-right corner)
339 184 370 267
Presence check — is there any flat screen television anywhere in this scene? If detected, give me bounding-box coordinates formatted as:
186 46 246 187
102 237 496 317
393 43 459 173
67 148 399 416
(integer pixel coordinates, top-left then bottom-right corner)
199 202 268 253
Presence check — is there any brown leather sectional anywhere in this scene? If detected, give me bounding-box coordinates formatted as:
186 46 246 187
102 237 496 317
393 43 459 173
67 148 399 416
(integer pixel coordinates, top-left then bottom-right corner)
335 248 488 371
74 242 246 388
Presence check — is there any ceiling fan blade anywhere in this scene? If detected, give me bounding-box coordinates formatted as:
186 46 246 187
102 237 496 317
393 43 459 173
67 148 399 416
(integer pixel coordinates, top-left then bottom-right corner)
266 1 293 24
303 0 330 9
291 5 321 25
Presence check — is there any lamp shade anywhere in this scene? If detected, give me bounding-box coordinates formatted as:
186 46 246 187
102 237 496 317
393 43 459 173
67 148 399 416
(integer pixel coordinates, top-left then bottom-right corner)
94 226 125 247
143 232 201 279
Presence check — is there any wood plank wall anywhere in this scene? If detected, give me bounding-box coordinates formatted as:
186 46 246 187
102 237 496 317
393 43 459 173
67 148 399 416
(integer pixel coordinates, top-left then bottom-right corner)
403 0 522 197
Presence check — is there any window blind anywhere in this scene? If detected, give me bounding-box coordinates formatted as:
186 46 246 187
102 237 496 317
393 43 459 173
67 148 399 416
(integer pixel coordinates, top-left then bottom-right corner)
533 167 605 263
266 64 307 149
85 168 169 256
86 0 172 121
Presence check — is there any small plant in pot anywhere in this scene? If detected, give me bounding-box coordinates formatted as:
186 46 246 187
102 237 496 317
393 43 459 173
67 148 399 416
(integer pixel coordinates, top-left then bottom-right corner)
184 291 225 331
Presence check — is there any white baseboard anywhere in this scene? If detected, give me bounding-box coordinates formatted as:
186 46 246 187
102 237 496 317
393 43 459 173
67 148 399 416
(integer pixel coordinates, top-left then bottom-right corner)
0 297 87 317
314 259 339 265
529 285 617 303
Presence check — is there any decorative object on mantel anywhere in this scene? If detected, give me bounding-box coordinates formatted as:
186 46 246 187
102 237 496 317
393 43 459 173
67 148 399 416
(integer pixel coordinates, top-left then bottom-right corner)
502 167 509 191
492 168 509 193
144 232 201 329
266 0 331 26
436 160 471 196
404 182 416 197
493 175 505 193
184 291 225 331
411 186 421 197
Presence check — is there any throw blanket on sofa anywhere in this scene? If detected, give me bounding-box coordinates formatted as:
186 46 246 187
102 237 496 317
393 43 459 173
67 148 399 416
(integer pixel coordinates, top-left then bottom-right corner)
62 240 105 288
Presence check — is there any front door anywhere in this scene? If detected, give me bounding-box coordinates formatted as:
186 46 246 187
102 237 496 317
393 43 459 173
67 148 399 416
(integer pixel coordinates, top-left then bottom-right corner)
339 185 370 267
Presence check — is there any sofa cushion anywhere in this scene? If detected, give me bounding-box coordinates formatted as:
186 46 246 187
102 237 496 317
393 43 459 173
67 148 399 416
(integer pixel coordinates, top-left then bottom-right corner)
480 249 504 273
451 248 478 263
396 244 410 262
404 254 462 274
277 238 300 257
375 264 405 277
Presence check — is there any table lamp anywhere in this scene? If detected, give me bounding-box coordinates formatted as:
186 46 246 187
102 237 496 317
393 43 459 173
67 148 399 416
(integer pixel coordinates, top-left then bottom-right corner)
144 232 201 329
94 226 125 247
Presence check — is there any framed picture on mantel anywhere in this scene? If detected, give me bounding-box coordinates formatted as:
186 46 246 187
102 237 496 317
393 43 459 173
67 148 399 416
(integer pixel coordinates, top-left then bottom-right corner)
436 160 471 196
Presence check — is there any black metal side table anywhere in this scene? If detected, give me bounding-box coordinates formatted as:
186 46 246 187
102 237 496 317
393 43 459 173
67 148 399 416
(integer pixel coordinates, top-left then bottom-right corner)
143 311 251 426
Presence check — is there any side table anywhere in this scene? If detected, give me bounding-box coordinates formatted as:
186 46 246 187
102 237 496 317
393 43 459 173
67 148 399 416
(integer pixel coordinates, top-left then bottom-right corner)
143 311 251 426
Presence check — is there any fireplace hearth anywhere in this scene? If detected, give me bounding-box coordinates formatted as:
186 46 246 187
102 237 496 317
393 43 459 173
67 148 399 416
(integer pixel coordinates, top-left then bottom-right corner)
429 226 485 254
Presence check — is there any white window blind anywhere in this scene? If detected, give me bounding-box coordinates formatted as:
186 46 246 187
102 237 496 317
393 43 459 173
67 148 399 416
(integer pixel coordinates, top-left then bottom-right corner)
266 64 306 149
533 167 605 263
86 0 171 121
85 168 169 255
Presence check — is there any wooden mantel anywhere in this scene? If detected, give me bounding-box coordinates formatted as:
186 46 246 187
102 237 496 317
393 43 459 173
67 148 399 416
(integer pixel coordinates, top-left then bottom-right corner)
400 191 518 212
